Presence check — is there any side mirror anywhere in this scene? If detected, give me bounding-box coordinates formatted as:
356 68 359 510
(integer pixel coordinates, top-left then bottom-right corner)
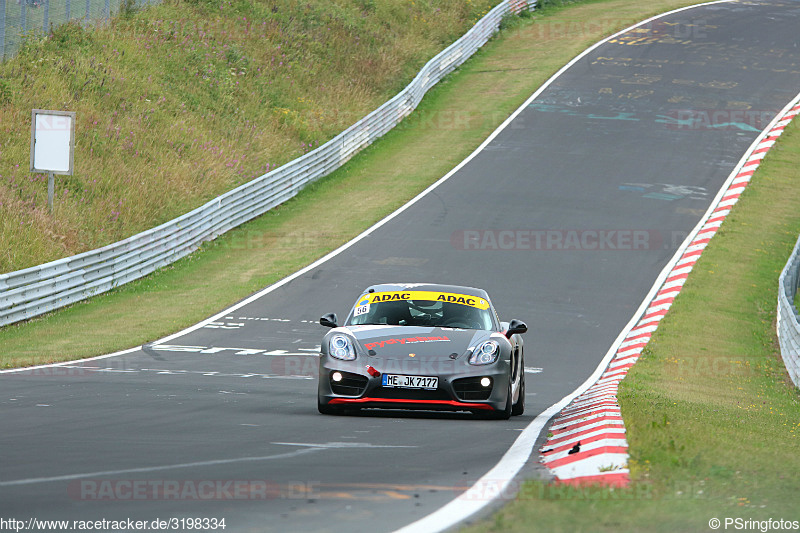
505 319 527 338
320 313 339 328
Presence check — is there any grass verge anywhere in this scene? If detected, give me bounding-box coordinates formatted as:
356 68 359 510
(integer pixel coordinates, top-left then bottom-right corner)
462 82 800 533
0 0 703 367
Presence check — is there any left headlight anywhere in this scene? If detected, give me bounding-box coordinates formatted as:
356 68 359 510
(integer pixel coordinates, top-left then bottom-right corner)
329 334 356 361
469 340 500 365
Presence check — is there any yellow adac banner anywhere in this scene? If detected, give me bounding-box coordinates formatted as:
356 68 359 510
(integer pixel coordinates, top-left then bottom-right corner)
357 291 490 310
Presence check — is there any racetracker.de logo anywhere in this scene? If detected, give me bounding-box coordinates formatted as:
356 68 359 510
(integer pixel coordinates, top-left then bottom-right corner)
451 230 663 251
67 480 319 501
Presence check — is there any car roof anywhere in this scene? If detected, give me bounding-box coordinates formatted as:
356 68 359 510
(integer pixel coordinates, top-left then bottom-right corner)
361 283 491 300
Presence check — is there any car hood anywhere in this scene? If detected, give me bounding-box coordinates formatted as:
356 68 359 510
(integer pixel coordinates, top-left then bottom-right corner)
343 325 489 361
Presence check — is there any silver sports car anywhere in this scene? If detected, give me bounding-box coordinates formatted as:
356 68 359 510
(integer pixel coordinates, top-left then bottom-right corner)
317 283 527 419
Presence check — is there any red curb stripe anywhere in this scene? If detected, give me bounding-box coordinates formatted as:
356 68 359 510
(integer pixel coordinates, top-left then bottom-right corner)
545 446 629 469
543 428 626 448
550 416 624 434
552 407 621 426
543 433 628 454
543 425 627 447
623 330 653 342
687 237 710 248
650 295 676 308
616 341 648 353
556 473 630 486
561 403 619 417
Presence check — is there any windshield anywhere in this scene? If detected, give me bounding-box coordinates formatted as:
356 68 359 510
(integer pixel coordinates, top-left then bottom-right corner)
347 291 496 331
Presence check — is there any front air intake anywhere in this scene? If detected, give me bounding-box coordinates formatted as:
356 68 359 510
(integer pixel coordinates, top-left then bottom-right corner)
452 376 492 401
330 371 368 396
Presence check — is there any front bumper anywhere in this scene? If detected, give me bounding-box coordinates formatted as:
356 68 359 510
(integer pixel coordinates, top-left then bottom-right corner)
317 357 511 413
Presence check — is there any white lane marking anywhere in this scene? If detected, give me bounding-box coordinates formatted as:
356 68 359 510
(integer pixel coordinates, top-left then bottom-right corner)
524 367 543 374
0 448 321 487
262 349 310 356
140 368 311 380
0 345 144 375
151 345 318 357
204 322 245 330
206 317 319 328
233 316 301 322
31 365 313 380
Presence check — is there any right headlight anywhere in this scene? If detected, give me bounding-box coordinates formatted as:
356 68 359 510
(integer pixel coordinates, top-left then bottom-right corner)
329 334 356 361
469 340 500 365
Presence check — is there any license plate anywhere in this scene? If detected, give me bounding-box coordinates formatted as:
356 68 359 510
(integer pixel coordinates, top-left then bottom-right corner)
381 374 438 390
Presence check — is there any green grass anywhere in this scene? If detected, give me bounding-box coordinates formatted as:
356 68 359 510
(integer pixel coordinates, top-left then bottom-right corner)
0 0 499 273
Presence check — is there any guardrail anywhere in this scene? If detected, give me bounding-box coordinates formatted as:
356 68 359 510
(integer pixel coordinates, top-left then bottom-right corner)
0 0 536 327
777 235 800 388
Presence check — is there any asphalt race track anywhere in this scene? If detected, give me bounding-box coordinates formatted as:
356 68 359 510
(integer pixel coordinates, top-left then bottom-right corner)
3 2 800 531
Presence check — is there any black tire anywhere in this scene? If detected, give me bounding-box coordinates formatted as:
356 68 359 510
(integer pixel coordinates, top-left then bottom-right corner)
478 380 512 420
511 373 525 416
317 397 344 415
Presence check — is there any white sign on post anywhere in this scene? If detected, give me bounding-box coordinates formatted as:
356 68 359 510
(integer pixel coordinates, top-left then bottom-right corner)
30 110 76 212
31 110 75 174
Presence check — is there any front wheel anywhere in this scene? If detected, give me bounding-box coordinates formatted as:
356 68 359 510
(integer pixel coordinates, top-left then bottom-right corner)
478 380 512 420
511 373 525 416
317 397 344 415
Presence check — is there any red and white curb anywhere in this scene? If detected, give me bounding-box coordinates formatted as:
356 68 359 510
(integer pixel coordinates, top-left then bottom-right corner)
539 99 800 487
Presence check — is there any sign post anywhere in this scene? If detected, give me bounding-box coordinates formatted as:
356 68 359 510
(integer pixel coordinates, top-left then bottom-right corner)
30 109 76 213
